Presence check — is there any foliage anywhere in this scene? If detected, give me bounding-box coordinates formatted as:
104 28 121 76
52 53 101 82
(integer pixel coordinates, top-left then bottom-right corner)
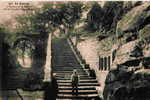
86 2 104 32
102 2 123 30
86 2 123 34
16 2 83 36
1 30 20 70
60 2 83 28
0 26 16 46
11 2 83 64
139 25 150 41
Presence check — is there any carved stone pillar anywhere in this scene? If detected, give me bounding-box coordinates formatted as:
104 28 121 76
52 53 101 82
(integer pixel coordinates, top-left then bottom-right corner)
98 56 102 70
102 57 105 70
108 56 111 70
104 57 107 70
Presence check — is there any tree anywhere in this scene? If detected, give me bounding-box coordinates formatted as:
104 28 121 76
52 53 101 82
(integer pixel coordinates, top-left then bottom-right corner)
102 2 123 31
86 2 124 35
16 2 82 36
14 2 83 66
86 3 104 32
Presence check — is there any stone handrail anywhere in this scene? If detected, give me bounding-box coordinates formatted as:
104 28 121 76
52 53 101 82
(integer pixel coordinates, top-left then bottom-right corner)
67 37 90 75
43 34 52 82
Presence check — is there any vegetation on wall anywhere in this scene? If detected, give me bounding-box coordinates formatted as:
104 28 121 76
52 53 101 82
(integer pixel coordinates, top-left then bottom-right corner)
85 2 124 34
16 2 83 36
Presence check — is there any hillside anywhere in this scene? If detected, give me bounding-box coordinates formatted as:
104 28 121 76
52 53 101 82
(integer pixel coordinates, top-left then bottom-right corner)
1 1 150 100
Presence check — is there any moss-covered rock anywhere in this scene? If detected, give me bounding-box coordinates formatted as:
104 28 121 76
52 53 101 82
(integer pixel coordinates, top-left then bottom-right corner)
102 2 124 30
104 68 150 100
139 25 150 41
123 1 142 13
117 3 150 34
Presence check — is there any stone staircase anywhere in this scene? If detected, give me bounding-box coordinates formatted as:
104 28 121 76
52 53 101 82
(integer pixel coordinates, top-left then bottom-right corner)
52 39 101 100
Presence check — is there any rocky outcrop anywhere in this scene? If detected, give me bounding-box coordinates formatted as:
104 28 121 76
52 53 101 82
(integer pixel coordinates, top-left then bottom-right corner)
113 38 150 67
74 2 150 99
102 2 124 30
105 13 150 99
86 2 124 32
139 25 150 41
113 40 141 66
117 3 150 34
103 68 150 100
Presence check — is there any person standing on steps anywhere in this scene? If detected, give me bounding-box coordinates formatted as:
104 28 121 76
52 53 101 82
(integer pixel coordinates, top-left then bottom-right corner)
71 69 80 95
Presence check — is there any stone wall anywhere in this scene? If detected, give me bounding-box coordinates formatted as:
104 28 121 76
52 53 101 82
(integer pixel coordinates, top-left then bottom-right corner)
71 37 111 91
0 34 52 100
43 34 52 82
1 90 44 100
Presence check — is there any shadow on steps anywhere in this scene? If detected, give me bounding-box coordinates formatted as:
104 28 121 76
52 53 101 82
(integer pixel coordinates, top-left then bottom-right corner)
43 77 58 100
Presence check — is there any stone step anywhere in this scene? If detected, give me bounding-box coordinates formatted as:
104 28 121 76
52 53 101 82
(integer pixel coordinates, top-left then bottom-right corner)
54 60 78 62
58 83 99 86
54 71 88 76
54 64 80 67
56 76 91 79
56 69 87 73
4 83 23 89
56 74 89 77
54 73 87 75
61 55 75 58
54 61 79 64
57 79 97 83
53 69 84 72
59 89 97 92
58 86 98 88
63 52 74 54
61 57 76 59
53 71 86 73
53 67 83 69
52 60 78 62
53 55 76 57
63 61 79 63
58 90 97 94
62 51 73 52
53 67 83 70
56 77 95 80
62 54 75 56
58 87 96 90
1 90 19 97
53 65 81 67
57 94 99 99
53 62 79 64
62 58 77 60
56 98 89 100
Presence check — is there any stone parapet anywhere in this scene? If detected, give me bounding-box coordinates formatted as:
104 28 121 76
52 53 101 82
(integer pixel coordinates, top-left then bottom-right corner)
43 34 52 82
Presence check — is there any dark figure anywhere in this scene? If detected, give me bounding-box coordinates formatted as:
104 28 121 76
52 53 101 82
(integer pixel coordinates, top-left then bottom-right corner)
44 73 58 100
51 73 58 99
71 70 80 95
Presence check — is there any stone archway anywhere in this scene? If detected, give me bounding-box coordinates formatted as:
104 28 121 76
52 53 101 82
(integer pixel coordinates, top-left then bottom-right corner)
13 37 35 68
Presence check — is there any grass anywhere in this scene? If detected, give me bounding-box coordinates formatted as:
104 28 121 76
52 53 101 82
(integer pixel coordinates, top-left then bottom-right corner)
139 25 150 41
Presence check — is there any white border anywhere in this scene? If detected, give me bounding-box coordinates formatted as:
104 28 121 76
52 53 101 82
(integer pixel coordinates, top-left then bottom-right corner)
1 0 150 2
